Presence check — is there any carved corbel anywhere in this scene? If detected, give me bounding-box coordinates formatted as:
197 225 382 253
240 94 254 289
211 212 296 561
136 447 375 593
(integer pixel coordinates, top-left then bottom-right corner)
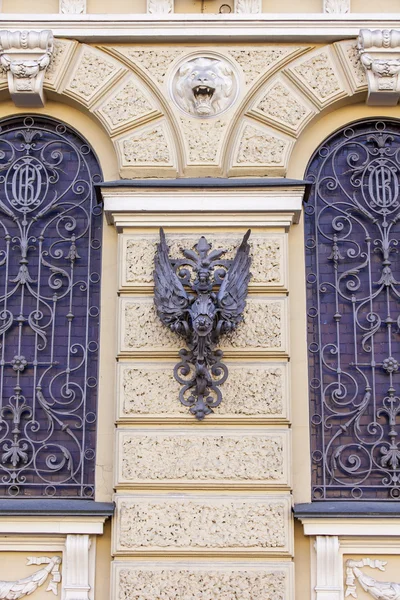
0 30 54 108
60 0 87 13
234 0 262 13
147 0 174 13
358 29 400 106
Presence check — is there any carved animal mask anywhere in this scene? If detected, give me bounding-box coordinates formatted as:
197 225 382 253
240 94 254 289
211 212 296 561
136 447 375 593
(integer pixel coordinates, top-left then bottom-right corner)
175 57 235 117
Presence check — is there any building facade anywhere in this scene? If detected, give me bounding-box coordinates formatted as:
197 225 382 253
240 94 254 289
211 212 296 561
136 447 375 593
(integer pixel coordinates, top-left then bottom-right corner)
0 4 398 600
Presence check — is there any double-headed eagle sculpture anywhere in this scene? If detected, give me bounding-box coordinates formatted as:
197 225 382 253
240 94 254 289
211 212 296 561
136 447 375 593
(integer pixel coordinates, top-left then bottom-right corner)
154 228 251 420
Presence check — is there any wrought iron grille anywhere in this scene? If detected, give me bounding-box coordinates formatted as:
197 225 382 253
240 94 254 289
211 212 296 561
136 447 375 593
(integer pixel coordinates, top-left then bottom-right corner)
0 116 102 498
306 119 400 501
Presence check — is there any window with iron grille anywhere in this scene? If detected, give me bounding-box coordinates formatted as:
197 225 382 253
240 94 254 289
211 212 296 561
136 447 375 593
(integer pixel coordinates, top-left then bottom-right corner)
0 115 102 498
305 119 400 501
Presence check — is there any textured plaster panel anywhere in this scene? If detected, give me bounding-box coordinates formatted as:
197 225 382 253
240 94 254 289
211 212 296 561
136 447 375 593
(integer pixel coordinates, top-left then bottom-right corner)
116 428 290 486
180 117 227 165
119 232 287 290
248 75 316 136
115 121 176 168
284 46 349 110
112 561 294 600
228 46 310 86
119 296 287 354
43 38 78 92
114 494 292 554
231 120 293 174
105 46 184 84
334 39 368 94
63 45 126 107
117 361 289 420
94 75 161 135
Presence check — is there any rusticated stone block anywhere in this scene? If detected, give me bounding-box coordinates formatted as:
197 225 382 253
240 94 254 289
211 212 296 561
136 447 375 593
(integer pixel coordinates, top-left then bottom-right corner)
114 494 292 554
113 561 293 600
120 297 287 354
117 361 288 419
120 232 286 289
117 429 289 485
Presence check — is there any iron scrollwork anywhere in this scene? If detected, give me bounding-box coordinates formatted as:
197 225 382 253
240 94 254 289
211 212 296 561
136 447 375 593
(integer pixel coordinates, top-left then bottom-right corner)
154 229 251 420
306 118 400 500
0 116 102 498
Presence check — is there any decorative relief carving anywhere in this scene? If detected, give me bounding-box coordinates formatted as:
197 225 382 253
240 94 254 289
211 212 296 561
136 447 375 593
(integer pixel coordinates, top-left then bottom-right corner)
286 50 345 108
334 41 367 94
234 0 262 12
180 119 227 163
147 0 173 12
114 48 183 84
120 125 172 166
0 556 61 598
123 234 283 288
229 48 302 86
357 29 400 105
60 0 86 13
119 431 286 482
323 0 349 12
117 496 289 550
116 565 288 600
122 298 283 352
67 48 122 104
123 299 178 349
222 299 283 349
172 56 238 118
251 79 313 134
345 558 399 599
97 78 156 132
235 125 288 166
119 364 285 417
0 30 54 108
44 39 77 91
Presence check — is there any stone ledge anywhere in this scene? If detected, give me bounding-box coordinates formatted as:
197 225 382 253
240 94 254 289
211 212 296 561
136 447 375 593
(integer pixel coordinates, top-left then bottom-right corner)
294 502 400 518
0 499 114 516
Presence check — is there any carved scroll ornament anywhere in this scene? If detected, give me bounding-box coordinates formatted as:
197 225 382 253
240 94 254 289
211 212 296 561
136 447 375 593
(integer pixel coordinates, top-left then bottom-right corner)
0 556 61 599
154 229 251 420
0 30 54 108
358 29 400 105
346 558 400 599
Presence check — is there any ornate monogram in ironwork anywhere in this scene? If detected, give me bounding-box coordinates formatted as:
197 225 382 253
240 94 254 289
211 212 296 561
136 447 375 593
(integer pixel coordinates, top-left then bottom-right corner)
306 119 400 500
154 229 251 420
0 116 102 498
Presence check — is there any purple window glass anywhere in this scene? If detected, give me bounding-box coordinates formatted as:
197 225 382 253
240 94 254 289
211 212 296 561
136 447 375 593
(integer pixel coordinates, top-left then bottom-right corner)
0 115 102 498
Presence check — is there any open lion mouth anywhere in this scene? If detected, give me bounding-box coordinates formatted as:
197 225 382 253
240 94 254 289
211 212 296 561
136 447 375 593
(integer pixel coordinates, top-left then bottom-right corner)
192 85 215 115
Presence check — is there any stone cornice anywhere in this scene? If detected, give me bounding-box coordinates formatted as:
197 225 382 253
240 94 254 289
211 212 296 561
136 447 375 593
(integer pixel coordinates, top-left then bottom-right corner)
0 14 400 42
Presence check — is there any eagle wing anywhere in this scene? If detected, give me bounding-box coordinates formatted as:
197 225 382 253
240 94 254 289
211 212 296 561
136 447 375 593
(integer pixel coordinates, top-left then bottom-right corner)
216 229 251 335
154 228 189 336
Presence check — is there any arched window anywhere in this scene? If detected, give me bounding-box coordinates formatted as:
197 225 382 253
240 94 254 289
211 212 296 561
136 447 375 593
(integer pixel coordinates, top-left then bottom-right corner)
305 119 400 501
0 116 102 498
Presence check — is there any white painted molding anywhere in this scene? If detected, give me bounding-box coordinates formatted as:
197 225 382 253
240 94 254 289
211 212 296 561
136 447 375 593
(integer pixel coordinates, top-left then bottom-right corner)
63 535 91 600
0 516 107 535
147 0 174 13
314 536 342 600
234 0 262 14
0 30 54 107
0 556 61 598
358 28 400 105
100 186 307 231
60 0 87 14
299 517 400 537
323 0 350 13
0 15 400 42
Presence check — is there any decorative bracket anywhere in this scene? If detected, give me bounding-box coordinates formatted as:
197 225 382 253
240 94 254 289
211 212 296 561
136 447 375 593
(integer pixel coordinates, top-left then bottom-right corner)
357 29 400 106
147 0 174 12
154 229 251 420
0 30 54 108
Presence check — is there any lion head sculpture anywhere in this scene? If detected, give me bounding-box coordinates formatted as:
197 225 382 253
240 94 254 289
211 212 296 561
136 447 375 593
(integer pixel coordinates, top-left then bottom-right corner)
173 57 236 117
